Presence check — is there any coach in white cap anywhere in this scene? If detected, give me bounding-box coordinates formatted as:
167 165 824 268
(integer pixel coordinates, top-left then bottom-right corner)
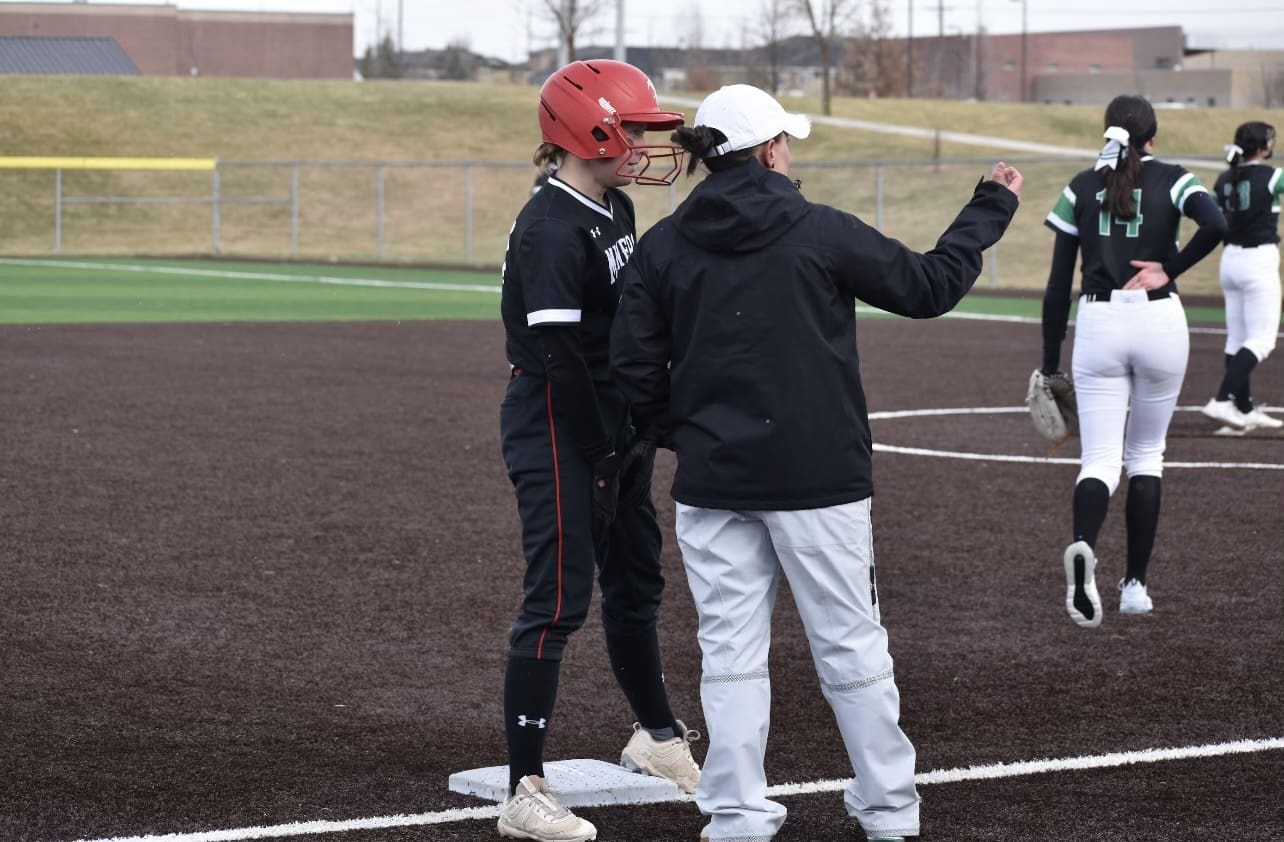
611 84 1023 842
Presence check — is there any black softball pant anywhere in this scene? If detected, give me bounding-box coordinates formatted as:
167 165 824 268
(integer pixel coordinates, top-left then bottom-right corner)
500 372 665 661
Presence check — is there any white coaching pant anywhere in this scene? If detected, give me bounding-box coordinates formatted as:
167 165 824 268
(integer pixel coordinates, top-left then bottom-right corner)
1219 243 1281 363
676 499 920 842
1072 291 1189 493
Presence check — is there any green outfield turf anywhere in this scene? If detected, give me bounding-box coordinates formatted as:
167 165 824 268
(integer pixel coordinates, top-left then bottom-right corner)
0 257 1231 326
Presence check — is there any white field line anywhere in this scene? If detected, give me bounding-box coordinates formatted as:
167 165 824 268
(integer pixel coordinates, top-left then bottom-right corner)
0 258 502 294
7 258 1277 339
869 405 1284 470
72 736 1284 842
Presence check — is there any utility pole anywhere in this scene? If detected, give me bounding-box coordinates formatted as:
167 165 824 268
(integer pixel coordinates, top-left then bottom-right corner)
1021 0 1028 101
1011 0 1027 101
615 0 625 61
924 0 953 97
398 0 404 52
556 0 569 66
906 0 913 97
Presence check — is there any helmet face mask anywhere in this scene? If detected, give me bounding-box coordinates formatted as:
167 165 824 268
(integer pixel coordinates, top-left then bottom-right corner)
540 60 686 185
615 143 684 185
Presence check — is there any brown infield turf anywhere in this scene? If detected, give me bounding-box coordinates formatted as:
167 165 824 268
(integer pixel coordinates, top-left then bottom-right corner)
2 316 1282 842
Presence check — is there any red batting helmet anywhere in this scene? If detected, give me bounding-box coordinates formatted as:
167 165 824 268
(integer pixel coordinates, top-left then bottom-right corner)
539 60 685 184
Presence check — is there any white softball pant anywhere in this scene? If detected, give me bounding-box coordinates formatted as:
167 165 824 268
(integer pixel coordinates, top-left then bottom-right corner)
1072 290 1189 493
1219 243 1281 362
675 498 920 842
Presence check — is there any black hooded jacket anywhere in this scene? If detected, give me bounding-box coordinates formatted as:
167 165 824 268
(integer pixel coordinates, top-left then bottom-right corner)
610 160 1019 510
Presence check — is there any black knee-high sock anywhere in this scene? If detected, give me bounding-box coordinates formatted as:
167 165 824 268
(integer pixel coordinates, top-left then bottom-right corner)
1220 348 1260 413
604 626 678 737
1217 353 1234 400
504 655 561 794
1072 478 1111 548
1124 475 1162 584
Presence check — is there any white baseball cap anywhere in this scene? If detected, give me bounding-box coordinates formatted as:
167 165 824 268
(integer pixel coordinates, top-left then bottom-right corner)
694 84 812 157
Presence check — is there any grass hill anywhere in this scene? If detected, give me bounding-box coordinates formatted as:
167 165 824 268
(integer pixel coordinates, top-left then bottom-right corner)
1 75 1279 292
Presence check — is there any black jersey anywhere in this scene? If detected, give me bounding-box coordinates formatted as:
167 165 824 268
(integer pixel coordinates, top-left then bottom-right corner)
501 175 638 380
1044 157 1207 295
1212 162 1284 247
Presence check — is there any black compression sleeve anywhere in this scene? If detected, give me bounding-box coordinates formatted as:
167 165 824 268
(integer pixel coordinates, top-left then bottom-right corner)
1041 230 1078 374
1161 192 1227 281
539 327 613 463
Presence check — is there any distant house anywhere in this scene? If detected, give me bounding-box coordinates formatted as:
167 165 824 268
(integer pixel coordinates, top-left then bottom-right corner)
0 2 352 79
526 27 1283 107
394 46 522 82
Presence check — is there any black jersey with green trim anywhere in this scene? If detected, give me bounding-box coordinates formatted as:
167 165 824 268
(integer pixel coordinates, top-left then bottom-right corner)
501 175 638 379
1044 157 1206 295
1212 163 1284 247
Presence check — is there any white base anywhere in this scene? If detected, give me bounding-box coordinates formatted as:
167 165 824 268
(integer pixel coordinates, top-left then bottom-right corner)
448 758 682 807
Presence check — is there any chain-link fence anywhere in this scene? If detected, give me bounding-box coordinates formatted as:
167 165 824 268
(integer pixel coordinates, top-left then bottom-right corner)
0 155 1229 294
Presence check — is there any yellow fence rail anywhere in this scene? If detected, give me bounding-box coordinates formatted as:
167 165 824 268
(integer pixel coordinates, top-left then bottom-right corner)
0 157 217 171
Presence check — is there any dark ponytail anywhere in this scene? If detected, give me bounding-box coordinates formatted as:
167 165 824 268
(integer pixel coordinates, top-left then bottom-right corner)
1101 95 1157 221
671 125 770 176
1224 121 1277 212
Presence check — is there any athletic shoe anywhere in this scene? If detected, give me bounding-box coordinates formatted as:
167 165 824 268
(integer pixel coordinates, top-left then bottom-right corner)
1119 578 1153 615
1242 408 1283 430
620 721 702 794
868 838 907 841
1063 541 1102 628
497 775 597 842
1201 398 1250 428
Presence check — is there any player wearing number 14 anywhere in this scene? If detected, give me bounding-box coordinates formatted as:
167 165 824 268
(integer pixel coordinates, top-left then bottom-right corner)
1040 95 1226 628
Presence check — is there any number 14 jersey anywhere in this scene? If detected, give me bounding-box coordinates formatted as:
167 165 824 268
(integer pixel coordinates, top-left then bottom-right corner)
1045 156 1207 296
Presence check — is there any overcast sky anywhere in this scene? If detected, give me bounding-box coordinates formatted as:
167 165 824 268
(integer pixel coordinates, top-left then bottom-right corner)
14 1 1284 61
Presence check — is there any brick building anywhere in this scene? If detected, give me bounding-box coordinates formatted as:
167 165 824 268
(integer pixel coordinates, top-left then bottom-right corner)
0 2 353 78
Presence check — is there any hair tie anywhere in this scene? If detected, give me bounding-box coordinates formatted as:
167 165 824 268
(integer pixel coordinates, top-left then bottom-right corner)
1095 126 1131 172
1224 143 1244 163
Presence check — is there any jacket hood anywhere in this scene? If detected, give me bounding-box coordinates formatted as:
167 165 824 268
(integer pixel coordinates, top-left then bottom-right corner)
672 160 810 254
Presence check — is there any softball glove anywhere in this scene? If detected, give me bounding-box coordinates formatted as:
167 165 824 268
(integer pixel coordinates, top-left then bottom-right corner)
1026 368 1078 441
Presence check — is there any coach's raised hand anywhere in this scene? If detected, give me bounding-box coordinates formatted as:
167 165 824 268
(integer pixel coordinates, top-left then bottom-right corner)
989 161 1023 198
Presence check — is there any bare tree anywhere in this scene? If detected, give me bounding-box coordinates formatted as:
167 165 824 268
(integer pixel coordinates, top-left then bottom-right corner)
541 0 608 63
357 34 405 79
748 0 793 94
1261 61 1284 108
442 37 477 81
683 6 716 93
838 0 900 98
797 0 859 115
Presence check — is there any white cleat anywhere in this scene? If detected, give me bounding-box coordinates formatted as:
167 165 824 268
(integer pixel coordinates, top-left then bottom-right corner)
620 721 702 794
1064 541 1102 628
1119 578 1154 615
498 775 597 842
1242 408 1283 430
1201 398 1251 428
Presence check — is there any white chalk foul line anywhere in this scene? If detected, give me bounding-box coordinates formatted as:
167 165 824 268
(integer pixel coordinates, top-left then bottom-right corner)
73 736 1284 842
869 406 1284 470
0 258 503 294
769 735 1284 796
7 258 1275 338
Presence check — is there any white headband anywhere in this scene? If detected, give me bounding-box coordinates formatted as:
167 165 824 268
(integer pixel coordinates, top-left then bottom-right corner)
1094 126 1131 172
1224 143 1244 163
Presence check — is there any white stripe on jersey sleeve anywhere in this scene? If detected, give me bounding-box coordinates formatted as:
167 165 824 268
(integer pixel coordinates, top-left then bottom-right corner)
1045 186 1078 235
528 308 582 326
1170 173 1207 211
1269 168 1284 196
1045 212 1078 236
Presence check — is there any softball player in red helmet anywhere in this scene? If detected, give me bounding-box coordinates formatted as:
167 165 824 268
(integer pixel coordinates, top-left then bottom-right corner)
1201 121 1283 431
496 60 698 842
1042 94 1227 628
